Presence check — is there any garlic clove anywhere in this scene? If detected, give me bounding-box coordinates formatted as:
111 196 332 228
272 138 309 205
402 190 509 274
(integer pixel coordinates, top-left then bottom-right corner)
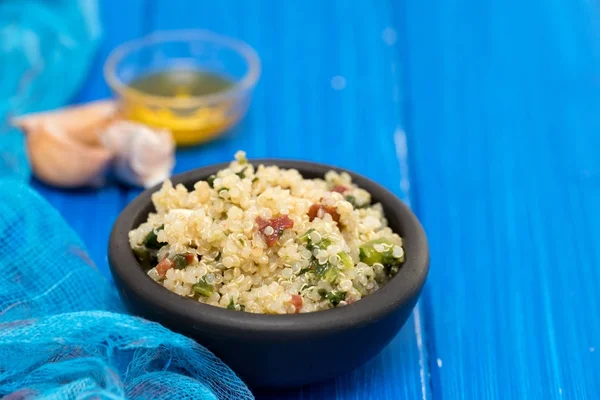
13 100 117 147
26 123 114 188
129 128 175 185
101 121 175 188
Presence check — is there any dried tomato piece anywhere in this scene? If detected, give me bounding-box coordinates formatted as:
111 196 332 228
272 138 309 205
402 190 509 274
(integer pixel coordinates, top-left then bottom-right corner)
256 215 294 247
184 253 196 264
307 204 340 223
290 294 303 313
332 185 349 194
308 204 321 221
256 216 270 231
323 205 340 222
156 258 174 277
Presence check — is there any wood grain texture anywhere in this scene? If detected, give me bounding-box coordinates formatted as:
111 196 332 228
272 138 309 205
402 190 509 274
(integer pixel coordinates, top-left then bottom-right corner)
149 2 430 398
32 0 600 397
34 1 430 399
402 0 600 398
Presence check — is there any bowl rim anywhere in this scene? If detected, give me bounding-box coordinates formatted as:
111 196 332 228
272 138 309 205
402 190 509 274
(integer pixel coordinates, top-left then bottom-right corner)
104 29 261 108
109 159 429 338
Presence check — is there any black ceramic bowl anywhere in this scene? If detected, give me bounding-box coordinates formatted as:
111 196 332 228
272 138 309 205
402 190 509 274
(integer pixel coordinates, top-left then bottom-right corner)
108 159 429 388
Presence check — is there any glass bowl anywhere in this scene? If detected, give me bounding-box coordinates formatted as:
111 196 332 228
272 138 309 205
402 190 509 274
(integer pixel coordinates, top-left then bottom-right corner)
104 30 260 146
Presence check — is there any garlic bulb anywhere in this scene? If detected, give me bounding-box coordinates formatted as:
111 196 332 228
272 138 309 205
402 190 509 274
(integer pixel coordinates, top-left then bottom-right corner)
101 121 176 188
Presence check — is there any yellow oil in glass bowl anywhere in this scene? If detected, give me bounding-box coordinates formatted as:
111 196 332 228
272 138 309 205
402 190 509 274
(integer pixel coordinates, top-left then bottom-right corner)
105 30 260 146
123 69 238 145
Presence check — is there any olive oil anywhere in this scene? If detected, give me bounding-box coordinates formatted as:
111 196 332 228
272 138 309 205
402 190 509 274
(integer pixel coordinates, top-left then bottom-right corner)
122 68 242 146
129 69 234 98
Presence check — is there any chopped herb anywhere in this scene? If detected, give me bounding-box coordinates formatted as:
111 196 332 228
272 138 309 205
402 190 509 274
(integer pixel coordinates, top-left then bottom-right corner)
359 238 404 277
359 238 396 265
300 257 321 275
207 175 216 188
226 299 245 311
315 262 338 283
338 252 354 269
314 262 328 276
306 239 330 253
319 238 332 250
300 229 330 252
328 291 347 306
192 278 213 297
132 246 149 261
142 225 164 250
344 195 369 209
238 238 245 245
318 289 347 306
172 254 188 270
132 247 157 270
344 195 357 207
298 229 315 242
252 177 259 184
227 299 236 310
236 166 248 179
299 230 337 279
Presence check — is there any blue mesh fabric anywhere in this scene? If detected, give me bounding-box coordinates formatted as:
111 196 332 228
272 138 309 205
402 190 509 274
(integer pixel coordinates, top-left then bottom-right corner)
0 0 102 116
0 168 253 400
0 2 253 399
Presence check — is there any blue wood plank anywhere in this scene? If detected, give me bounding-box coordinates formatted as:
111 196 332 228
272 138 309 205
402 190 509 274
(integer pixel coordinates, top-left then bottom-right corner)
34 0 427 397
402 0 600 397
33 0 150 278
28 0 600 397
146 1 429 398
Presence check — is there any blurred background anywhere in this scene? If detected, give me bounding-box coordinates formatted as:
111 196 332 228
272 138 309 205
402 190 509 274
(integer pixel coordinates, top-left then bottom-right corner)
2 0 599 399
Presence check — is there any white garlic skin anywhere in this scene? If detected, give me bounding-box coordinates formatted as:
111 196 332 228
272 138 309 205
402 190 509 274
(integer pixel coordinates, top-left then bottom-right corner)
101 121 176 188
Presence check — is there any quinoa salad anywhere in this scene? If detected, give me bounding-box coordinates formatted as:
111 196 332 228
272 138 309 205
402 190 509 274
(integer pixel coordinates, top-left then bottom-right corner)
129 151 405 314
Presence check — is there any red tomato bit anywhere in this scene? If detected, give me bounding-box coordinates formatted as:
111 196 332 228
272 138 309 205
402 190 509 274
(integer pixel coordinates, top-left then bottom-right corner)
256 215 294 247
290 294 303 313
307 204 321 221
156 259 174 277
308 204 340 223
184 253 196 264
332 185 349 194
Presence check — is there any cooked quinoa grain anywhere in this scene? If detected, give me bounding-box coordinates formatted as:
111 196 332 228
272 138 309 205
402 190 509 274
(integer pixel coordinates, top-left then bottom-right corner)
129 151 405 314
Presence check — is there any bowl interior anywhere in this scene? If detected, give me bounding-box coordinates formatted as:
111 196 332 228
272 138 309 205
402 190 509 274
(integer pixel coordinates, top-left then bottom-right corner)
110 159 429 339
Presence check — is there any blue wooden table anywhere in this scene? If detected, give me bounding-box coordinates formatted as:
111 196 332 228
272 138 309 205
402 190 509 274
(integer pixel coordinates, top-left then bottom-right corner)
34 0 600 398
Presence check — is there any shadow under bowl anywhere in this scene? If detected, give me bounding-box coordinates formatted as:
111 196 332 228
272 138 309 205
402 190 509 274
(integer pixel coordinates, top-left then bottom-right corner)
108 159 429 388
